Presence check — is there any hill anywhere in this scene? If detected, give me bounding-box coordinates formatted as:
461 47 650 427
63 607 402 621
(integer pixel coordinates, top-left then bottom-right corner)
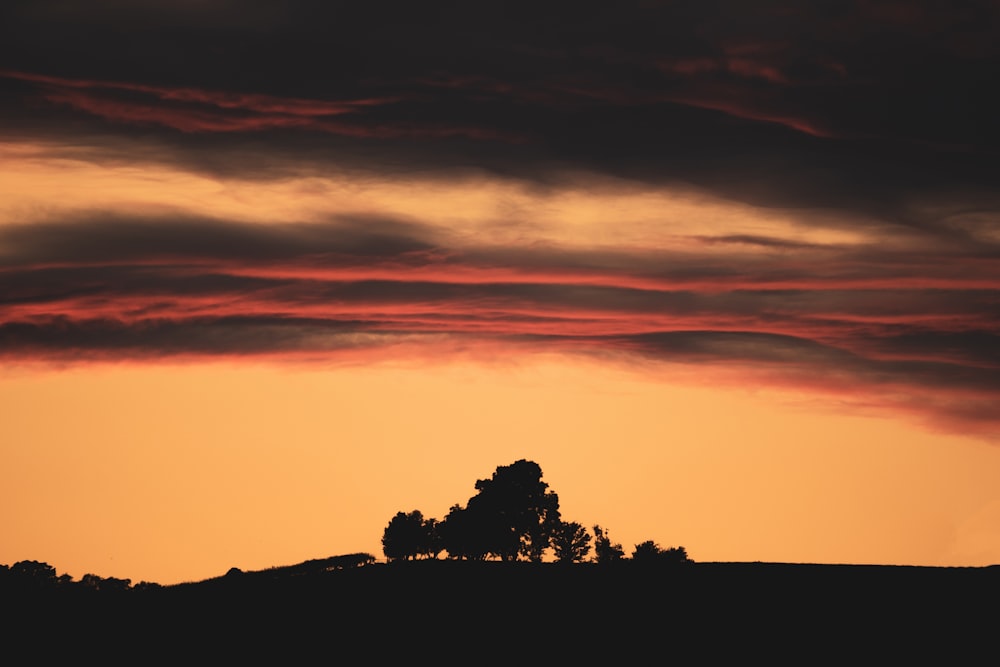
4 559 997 662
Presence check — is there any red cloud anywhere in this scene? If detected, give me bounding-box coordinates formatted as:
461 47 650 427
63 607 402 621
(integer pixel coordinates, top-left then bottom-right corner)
1 69 393 116
0 69 520 141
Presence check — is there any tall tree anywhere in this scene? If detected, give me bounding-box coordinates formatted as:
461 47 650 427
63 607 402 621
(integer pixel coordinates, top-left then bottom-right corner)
466 459 561 561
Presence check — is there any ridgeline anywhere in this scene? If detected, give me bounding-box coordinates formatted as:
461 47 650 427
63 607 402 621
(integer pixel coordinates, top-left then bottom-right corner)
4 557 997 662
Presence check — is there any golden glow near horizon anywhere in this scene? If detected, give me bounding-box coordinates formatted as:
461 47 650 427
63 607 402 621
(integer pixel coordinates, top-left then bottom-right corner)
2 358 998 586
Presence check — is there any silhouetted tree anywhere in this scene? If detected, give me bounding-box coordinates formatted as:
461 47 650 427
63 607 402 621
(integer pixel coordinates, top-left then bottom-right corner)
421 517 444 559
11 560 58 582
440 503 490 560
383 511 444 561
552 521 592 563
7 560 74 587
592 525 625 563
382 510 427 561
463 459 561 561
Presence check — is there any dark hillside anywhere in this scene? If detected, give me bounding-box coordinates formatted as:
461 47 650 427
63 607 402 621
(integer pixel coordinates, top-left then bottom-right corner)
5 561 997 662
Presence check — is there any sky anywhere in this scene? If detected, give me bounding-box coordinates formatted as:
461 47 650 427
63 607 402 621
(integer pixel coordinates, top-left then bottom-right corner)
2 0 999 586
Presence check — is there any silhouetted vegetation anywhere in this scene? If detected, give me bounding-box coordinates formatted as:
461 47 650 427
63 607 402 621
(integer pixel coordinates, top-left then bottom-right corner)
0 558 164 595
80 572 133 591
383 459 684 565
382 510 439 561
593 524 625 563
261 552 377 574
631 540 691 564
385 459 565 562
441 459 562 561
551 520 592 563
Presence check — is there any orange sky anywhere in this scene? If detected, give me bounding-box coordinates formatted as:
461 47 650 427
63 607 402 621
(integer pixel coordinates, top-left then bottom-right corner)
2 356 999 586
1 2 999 585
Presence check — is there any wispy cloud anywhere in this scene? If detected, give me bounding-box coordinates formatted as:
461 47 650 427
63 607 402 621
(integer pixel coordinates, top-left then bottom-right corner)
0 69 521 141
1 213 997 435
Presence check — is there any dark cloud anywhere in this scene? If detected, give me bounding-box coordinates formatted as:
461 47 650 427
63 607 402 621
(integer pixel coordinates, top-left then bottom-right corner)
866 330 1000 368
1 2 998 436
0 213 438 266
615 330 1000 395
1 0 999 223
1 214 998 435
0 316 407 359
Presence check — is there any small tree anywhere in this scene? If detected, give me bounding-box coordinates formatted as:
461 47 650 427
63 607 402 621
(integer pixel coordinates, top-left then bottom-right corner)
631 540 662 562
552 521 592 563
440 503 490 560
592 525 624 564
421 517 444 559
382 510 427 561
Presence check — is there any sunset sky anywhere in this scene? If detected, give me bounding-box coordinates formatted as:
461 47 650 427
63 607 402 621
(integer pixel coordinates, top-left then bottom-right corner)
2 1 999 586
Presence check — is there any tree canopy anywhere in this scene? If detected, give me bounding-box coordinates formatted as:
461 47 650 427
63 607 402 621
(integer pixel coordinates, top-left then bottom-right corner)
382 460 692 566
464 459 561 562
382 510 439 561
396 459 563 562
552 521 592 563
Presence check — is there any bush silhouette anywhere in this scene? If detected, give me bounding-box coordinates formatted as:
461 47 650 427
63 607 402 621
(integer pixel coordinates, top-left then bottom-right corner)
593 525 625 563
632 541 691 564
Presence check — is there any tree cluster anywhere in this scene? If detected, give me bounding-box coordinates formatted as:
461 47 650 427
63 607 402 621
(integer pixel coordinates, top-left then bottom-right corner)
0 559 160 592
381 459 691 565
381 511 442 561
383 459 578 562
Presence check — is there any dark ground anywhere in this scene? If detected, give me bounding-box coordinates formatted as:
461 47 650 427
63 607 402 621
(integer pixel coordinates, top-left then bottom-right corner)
4 561 997 663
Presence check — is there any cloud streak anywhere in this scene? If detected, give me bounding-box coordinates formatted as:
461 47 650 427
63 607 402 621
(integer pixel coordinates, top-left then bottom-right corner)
0 69 521 141
0 1 998 437
1 214 997 435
